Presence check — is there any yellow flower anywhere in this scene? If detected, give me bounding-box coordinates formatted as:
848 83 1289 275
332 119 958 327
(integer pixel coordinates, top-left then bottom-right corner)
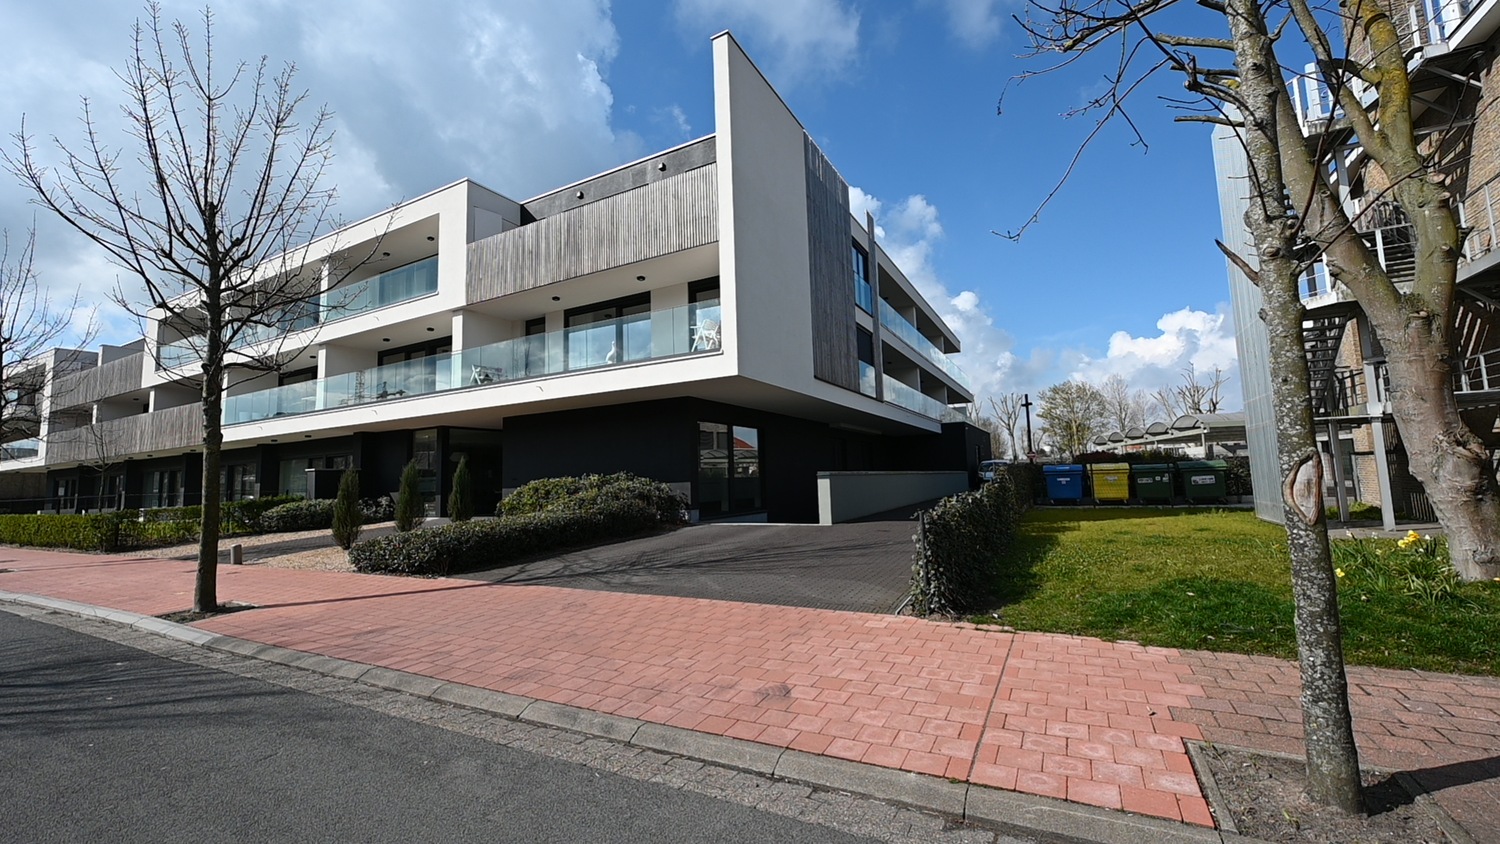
1335 568 1345 578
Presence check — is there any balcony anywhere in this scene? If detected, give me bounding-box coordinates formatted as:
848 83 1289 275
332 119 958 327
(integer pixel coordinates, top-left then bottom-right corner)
0 438 41 461
877 300 973 391
223 302 722 425
882 374 955 421
155 259 437 371
322 256 439 322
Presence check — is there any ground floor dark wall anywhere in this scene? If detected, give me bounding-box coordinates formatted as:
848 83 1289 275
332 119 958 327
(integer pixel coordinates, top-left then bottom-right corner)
39 404 985 521
503 398 984 523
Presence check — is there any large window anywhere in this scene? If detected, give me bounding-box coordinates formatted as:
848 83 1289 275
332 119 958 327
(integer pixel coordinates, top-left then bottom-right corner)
565 295 650 369
698 422 761 518
852 242 873 312
225 464 258 501
147 470 182 508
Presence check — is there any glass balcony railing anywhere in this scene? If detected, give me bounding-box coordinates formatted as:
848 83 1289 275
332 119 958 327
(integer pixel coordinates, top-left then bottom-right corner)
157 259 437 371
223 302 723 425
877 300 973 391
855 277 873 313
882 374 952 421
322 256 439 322
0 438 41 461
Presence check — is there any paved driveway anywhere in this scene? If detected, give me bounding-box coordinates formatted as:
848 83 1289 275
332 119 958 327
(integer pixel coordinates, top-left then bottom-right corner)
458 513 920 614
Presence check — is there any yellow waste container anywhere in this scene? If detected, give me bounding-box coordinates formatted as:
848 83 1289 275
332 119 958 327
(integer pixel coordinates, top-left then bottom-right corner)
1089 462 1131 503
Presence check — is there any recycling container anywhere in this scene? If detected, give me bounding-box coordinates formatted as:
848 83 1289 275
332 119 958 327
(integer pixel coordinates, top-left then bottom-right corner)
1089 463 1131 503
1178 459 1229 503
1042 464 1085 503
1132 463 1176 504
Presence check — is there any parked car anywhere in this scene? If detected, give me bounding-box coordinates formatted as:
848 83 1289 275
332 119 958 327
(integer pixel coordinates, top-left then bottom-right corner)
979 459 1010 482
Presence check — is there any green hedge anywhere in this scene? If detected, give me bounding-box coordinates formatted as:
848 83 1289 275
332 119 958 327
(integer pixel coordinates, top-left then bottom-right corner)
0 494 322 553
499 472 686 522
351 498 673 576
261 499 337 533
910 470 1028 617
1224 456 1253 496
0 514 121 551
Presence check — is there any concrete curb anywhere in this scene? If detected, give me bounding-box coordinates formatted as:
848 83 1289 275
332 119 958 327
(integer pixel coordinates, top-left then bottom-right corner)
2 592 1232 844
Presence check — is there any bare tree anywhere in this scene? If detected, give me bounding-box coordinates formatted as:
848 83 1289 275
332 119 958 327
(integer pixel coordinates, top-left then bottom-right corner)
1036 379 1107 457
0 226 95 438
8 4 357 611
1176 365 1229 414
1147 384 1180 421
1100 374 1146 432
1015 0 1363 812
989 393 1024 460
1010 0 1499 582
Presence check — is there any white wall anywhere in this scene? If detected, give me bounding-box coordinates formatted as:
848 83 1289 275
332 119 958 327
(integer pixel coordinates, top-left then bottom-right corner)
816 471 969 525
714 32 814 390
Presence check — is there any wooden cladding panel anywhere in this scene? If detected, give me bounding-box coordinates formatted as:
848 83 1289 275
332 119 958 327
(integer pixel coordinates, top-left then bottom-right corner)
52 353 145 408
805 135 858 391
47 402 203 465
467 165 718 303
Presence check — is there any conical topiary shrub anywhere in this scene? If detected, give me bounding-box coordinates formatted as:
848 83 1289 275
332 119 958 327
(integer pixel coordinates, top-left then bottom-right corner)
395 459 426 533
449 455 474 522
331 468 363 550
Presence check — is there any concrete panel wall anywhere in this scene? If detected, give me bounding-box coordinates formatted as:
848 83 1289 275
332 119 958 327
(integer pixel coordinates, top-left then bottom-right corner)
816 470 968 525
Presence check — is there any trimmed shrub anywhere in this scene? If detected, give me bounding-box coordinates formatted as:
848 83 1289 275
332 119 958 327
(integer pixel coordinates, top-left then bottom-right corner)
261 499 336 532
223 495 302 533
0 513 122 551
395 459 425 533
909 471 1025 617
1005 462 1044 505
351 497 670 576
1224 456 1253 496
332 469 363 550
360 496 395 522
499 472 685 522
449 456 473 522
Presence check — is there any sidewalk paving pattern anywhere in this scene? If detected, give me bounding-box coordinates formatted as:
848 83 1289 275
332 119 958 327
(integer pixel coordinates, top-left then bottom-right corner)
2 546 1497 836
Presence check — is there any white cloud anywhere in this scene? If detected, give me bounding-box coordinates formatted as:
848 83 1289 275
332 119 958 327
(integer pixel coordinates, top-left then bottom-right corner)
926 0 1005 49
1069 306 1242 412
0 1 636 347
673 0 861 85
855 186 1239 414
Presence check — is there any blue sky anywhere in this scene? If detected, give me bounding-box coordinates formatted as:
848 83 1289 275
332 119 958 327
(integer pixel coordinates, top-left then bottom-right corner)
0 0 1240 415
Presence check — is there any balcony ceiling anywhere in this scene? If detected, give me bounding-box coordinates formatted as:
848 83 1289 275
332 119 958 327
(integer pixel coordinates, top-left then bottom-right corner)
469 243 719 321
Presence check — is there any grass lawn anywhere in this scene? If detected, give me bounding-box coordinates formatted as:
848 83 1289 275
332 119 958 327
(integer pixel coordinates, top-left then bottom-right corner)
978 508 1500 676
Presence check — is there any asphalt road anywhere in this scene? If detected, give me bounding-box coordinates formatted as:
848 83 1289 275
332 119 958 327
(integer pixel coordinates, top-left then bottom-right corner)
0 611 897 844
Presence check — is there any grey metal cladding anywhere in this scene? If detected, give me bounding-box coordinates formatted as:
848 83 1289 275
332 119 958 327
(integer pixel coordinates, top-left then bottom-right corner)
804 134 858 391
466 163 719 303
51 353 146 409
46 402 203 465
522 137 717 220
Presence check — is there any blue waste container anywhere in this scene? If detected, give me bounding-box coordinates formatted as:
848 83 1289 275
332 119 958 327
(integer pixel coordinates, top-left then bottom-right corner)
1043 464 1085 503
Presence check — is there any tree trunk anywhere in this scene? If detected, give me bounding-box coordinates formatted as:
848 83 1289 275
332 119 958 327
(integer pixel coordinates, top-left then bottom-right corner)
1374 332 1500 580
1227 0 1365 812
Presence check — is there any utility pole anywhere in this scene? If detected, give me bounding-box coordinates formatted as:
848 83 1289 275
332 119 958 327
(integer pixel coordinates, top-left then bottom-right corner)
1022 393 1035 462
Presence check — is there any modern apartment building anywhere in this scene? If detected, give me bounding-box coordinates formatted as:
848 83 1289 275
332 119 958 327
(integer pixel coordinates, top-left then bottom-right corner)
0 33 984 523
1214 0 1500 528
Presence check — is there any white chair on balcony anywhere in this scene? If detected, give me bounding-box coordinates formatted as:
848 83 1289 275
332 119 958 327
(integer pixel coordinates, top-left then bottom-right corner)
692 319 721 352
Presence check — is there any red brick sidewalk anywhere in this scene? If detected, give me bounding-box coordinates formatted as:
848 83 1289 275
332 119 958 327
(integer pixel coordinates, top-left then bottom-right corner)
3 546 1497 835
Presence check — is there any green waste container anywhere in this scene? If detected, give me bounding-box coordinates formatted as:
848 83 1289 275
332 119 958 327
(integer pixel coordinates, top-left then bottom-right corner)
1132 463 1176 504
1089 463 1131 503
1178 459 1229 503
